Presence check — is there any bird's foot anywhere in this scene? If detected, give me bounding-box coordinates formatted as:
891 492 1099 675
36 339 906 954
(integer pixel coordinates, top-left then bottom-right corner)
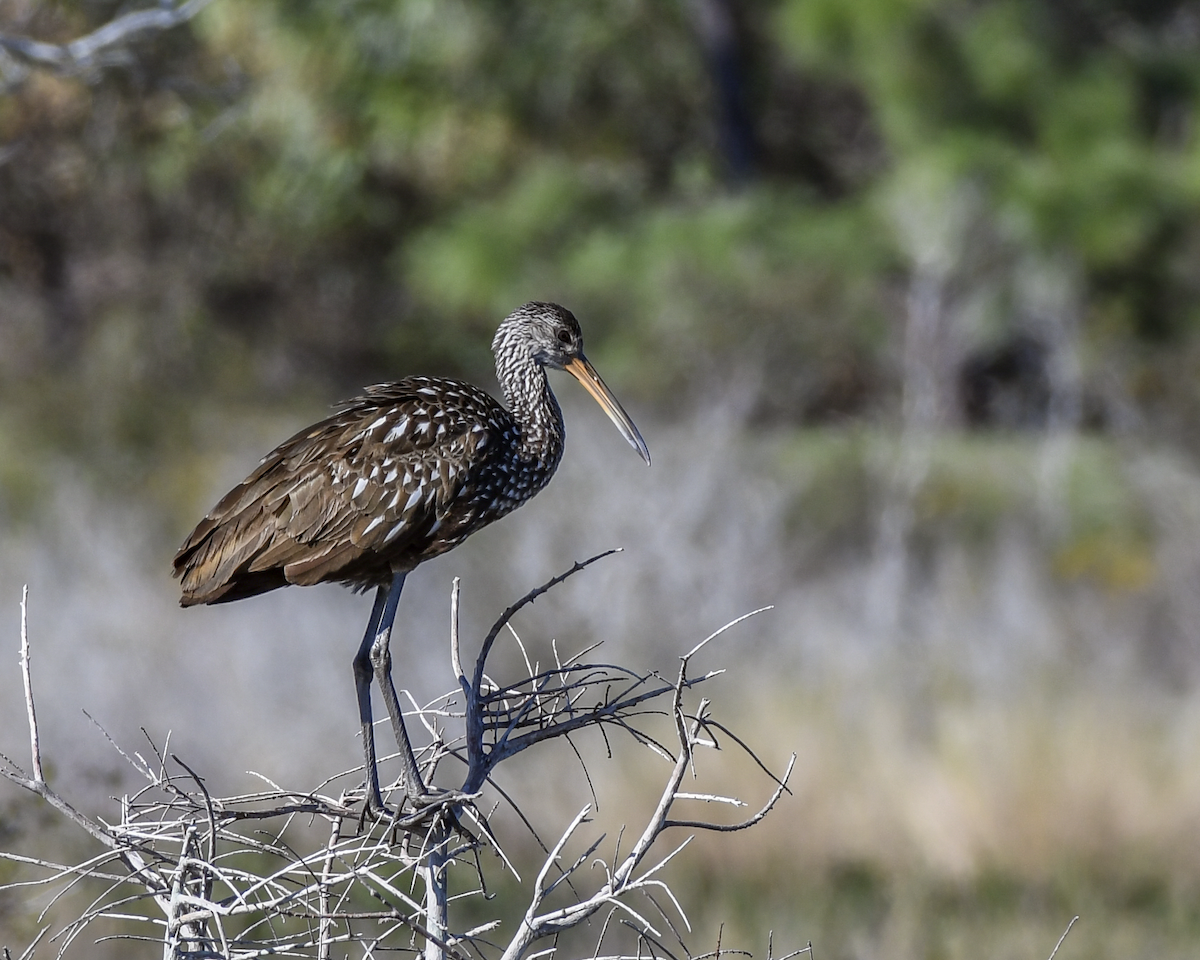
356 789 397 829
355 780 438 821
357 784 480 845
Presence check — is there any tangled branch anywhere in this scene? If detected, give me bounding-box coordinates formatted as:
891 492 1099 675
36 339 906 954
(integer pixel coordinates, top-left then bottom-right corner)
2 560 793 960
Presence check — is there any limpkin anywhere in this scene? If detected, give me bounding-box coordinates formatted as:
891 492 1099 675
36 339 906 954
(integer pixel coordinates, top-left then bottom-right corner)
173 302 650 814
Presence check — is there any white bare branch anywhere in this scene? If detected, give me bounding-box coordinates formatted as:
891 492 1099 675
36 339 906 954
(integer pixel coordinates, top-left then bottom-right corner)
2 565 792 960
1047 916 1079 960
0 0 213 81
18 584 41 783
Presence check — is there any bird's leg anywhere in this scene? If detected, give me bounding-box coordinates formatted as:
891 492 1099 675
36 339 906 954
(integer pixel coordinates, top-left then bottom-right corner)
370 572 428 801
353 587 390 816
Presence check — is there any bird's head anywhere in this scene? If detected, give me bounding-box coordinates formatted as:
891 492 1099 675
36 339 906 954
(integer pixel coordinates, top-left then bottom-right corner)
494 302 651 465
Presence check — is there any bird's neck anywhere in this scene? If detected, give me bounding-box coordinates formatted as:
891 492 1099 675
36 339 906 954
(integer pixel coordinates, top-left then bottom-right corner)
500 356 566 467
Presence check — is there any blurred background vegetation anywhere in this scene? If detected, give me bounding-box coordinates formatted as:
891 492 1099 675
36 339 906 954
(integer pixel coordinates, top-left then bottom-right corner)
5 0 1200 957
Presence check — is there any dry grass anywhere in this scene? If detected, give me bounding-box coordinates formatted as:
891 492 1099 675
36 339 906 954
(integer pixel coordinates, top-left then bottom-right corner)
5 412 1200 956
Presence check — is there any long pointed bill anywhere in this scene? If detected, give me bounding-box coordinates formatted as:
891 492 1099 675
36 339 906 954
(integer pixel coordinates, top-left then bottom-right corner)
563 355 651 465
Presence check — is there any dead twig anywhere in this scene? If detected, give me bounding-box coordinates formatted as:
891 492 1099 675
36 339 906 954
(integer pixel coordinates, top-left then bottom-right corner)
0 0 213 82
1047 916 1079 960
3 567 792 960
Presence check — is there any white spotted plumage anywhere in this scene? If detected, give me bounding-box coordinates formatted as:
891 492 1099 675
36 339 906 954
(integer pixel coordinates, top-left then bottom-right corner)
174 302 645 605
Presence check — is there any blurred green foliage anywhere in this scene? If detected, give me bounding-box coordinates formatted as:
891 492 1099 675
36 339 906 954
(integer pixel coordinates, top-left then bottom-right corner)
774 428 1157 591
4 0 1200 479
7 6 1200 955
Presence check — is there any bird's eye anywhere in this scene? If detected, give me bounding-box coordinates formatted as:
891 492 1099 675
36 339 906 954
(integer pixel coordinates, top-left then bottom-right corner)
556 329 572 345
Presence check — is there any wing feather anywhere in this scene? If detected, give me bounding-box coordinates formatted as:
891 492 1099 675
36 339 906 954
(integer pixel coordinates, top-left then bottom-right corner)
174 378 507 605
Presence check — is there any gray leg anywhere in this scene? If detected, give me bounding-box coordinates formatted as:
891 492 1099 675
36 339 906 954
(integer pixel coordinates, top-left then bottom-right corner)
370 572 427 799
353 587 390 814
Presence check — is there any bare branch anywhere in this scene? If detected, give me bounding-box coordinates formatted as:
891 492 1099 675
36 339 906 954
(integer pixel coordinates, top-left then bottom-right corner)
472 549 622 696
1047 916 1080 960
4 571 794 960
0 0 213 80
18 585 41 783
682 606 773 661
664 754 796 832
450 577 464 680
7 923 49 960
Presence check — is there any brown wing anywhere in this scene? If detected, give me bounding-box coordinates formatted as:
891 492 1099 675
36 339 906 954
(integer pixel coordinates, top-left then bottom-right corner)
173 379 503 605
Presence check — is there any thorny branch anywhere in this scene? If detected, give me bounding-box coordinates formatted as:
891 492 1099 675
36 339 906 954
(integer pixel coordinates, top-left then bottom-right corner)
494 612 793 960
2 564 792 960
1 590 180 951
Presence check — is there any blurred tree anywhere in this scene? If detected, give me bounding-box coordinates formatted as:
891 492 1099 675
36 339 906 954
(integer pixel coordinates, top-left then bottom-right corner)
780 0 1200 436
3 0 1200 492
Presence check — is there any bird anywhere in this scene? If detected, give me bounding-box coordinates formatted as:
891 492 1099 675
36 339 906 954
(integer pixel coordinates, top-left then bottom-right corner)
173 302 651 814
